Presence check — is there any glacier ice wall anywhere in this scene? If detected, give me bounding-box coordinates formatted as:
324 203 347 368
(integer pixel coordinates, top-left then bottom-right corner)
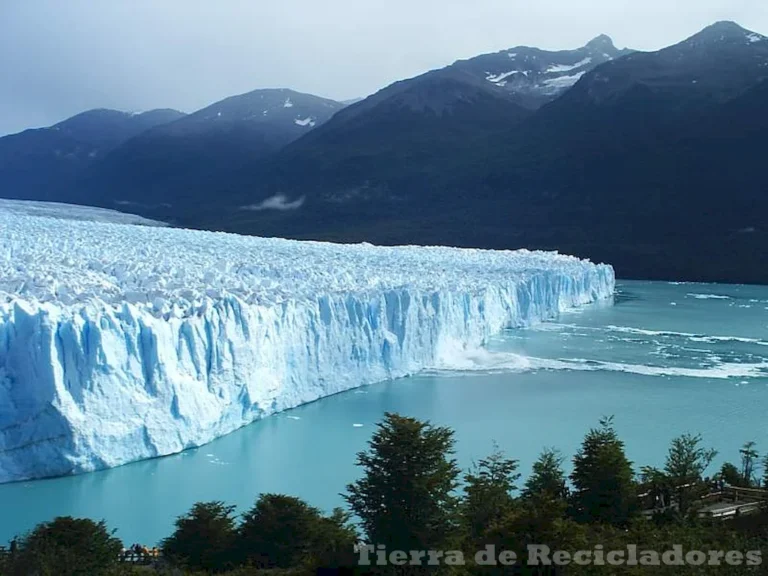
0 211 614 482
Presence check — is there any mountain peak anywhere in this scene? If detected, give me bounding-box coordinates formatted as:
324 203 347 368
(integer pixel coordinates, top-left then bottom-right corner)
703 20 748 34
585 34 616 51
687 21 761 44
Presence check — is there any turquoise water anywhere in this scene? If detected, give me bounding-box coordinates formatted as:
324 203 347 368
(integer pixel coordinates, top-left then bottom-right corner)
2 280 768 545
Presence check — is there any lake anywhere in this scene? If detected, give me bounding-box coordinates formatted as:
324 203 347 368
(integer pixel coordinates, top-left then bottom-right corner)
1 280 767 545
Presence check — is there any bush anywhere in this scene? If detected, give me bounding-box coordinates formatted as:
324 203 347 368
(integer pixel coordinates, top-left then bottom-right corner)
8 516 122 576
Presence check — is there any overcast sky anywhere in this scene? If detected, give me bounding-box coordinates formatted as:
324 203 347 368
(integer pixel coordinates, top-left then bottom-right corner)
1 0 766 136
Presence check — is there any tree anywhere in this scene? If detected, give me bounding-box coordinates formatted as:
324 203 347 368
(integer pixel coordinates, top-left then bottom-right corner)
523 448 569 503
719 462 742 488
740 442 759 487
487 508 588 573
476 448 574 571
639 466 673 515
520 448 570 534
238 494 324 569
570 416 636 526
665 434 717 482
344 412 460 553
462 444 520 545
762 454 768 489
664 434 717 516
161 501 237 573
9 516 122 576
307 508 359 569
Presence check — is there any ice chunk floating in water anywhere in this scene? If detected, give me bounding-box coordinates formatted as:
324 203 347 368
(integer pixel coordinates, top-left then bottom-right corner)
0 210 614 482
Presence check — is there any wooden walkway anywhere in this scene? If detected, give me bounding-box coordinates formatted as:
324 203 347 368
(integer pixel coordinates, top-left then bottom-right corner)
640 485 768 519
698 486 768 518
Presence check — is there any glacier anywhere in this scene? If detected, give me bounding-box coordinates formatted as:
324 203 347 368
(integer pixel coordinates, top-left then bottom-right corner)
0 198 167 226
0 210 615 483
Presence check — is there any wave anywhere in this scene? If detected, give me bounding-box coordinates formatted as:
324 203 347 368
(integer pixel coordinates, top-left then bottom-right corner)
533 324 768 348
686 293 732 300
602 325 768 347
431 346 768 380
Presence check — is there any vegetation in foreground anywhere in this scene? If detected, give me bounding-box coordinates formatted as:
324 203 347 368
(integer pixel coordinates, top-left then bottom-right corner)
2 414 768 575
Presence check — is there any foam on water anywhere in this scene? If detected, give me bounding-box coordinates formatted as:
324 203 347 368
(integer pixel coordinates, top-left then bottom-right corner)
432 306 768 380
687 293 732 300
432 347 768 380
551 324 768 348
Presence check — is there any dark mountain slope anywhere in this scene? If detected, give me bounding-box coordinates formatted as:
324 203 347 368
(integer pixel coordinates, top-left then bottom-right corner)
465 22 768 278
199 68 532 234
73 89 344 213
199 36 629 231
0 109 184 201
215 22 768 284
450 33 632 109
83 35 627 224
448 22 768 282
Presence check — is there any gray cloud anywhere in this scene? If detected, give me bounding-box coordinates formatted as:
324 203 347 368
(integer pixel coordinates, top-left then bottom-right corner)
241 194 306 211
1 0 766 136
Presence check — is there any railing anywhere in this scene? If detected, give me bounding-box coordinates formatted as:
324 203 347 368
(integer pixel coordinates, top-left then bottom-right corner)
724 486 768 501
119 549 162 564
701 486 768 503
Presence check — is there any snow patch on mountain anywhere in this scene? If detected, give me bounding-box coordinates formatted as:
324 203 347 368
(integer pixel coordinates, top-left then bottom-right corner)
546 57 593 73
0 211 614 482
486 70 521 84
294 117 316 127
542 71 587 91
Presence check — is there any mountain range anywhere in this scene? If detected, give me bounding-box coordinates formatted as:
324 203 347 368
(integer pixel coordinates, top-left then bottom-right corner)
1 21 767 283
0 108 185 202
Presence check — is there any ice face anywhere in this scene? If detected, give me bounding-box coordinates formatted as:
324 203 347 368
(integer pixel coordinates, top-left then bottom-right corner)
0 210 615 482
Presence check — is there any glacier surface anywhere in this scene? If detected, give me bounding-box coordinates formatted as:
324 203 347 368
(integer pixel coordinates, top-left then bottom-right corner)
0 198 166 226
0 210 614 482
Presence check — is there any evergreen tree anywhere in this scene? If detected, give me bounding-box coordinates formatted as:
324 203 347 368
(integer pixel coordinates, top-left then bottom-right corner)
719 462 743 488
9 517 122 576
523 448 569 503
520 447 570 533
308 508 359 569
639 466 673 514
344 412 460 553
462 444 520 545
664 433 717 516
740 441 759 487
762 454 768 489
161 501 237 573
569 416 636 526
